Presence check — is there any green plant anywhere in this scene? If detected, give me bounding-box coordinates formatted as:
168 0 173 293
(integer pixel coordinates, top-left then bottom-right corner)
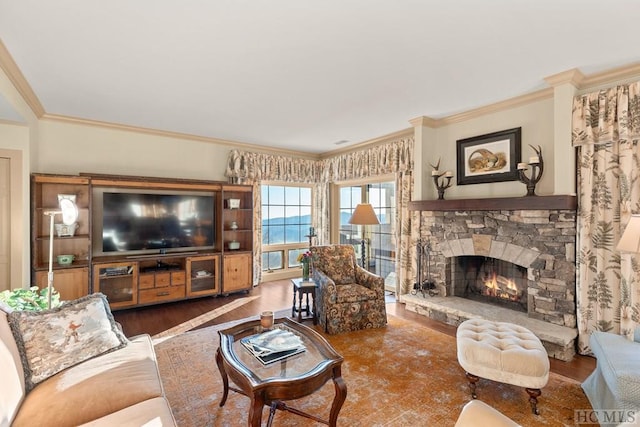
0 286 61 311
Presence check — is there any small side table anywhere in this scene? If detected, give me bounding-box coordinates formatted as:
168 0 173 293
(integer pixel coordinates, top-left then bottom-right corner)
291 278 317 325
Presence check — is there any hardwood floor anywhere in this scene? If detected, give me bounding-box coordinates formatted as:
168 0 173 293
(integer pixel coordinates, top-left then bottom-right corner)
113 279 595 382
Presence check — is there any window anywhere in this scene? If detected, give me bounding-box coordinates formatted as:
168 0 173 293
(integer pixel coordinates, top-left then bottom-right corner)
261 184 313 274
337 181 395 282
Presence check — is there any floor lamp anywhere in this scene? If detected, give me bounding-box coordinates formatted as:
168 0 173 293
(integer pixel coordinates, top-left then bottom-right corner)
348 203 380 269
44 197 78 308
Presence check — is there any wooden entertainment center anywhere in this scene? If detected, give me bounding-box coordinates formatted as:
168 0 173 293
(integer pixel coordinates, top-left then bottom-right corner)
31 173 253 310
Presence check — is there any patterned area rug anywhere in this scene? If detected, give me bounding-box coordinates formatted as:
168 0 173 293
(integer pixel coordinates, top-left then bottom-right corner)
154 315 591 426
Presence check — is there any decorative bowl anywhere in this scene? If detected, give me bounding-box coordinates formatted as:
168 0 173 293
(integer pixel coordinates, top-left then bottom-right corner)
228 241 240 250
56 254 75 265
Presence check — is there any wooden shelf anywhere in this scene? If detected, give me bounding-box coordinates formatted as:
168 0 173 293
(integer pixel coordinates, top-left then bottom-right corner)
35 234 91 241
409 195 577 212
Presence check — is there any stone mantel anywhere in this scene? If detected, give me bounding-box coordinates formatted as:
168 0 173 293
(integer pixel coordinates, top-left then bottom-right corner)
409 195 577 212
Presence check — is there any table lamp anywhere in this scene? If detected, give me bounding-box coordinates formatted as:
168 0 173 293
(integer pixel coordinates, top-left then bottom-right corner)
348 203 379 269
44 197 79 308
617 214 640 253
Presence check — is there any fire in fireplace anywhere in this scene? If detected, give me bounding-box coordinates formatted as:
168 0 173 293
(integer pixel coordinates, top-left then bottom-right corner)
452 256 528 312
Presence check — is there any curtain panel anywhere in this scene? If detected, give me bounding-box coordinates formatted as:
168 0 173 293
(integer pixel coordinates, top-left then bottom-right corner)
572 81 640 353
320 138 414 296
225 137 414 292
226 151 324 285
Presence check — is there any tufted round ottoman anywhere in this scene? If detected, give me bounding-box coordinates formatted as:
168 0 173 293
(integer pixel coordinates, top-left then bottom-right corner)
456 318 550 414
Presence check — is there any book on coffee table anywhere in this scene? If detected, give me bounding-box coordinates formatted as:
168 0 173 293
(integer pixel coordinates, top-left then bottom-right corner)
241 328 306 365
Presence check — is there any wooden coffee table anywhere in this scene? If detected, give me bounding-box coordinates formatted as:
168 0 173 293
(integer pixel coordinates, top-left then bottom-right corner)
216 317 347 426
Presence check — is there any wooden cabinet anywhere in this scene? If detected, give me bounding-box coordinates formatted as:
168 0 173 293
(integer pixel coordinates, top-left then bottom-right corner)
31 173 254 309
223 253 252 293
136 257 186 305
93 262 138 309
31 174 91 300
35 267 89 301
187 255 220 297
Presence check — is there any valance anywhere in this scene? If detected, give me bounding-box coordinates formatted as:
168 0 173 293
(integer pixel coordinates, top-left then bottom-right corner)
225 150 321 183
226 136 414 183
572 81 640 147
321 137 413 182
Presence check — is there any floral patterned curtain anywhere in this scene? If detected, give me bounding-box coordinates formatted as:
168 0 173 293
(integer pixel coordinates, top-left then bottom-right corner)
321 137 414 295
225 150 324 285
572 81 640 353
225 137 414 291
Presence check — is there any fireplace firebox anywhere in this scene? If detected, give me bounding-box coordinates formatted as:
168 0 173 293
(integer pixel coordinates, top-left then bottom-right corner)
452 256 528 312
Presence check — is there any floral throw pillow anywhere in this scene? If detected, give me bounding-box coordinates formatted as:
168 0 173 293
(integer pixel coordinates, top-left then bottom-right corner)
8 293 128 391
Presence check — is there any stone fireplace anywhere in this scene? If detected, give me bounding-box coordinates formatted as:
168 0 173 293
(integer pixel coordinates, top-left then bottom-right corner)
402 195 578 361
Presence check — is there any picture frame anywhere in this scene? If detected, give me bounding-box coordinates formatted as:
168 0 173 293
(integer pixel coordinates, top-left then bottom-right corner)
456 127 521 185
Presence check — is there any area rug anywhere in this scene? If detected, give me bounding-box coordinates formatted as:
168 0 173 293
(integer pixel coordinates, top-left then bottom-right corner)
154 315 591 426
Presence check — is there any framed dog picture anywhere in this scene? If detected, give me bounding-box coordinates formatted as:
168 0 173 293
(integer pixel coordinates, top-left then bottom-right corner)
456 127 522 185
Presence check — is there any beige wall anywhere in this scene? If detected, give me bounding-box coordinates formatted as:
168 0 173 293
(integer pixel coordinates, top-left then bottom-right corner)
416 97 557 200
33 120 233 181
2 61 640 287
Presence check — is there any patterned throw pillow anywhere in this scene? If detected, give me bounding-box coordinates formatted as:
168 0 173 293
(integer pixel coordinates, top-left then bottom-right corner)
8 293 128 391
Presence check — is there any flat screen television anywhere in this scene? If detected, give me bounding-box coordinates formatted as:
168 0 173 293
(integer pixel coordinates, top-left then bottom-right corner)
92 187 215 257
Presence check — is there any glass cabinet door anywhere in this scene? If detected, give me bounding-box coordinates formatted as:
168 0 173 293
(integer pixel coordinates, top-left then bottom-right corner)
187 255 219 297
93 262 138 308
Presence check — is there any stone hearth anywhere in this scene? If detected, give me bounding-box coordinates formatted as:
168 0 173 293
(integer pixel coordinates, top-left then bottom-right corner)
403 196 578 361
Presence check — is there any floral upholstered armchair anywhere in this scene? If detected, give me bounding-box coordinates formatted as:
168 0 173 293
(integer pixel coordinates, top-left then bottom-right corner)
310 244 387 334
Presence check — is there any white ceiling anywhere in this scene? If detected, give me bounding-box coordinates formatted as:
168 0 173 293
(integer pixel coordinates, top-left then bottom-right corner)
1 0 640 154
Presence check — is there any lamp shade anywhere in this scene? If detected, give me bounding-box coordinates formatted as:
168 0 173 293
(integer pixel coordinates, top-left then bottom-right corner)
60 198 79 225
617 214 640 253
348 203 380 225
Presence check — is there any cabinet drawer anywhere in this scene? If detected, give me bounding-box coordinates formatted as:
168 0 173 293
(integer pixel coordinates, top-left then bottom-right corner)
171 271 186 286
139 285 185 304
139 274 155 289
155 272 171 287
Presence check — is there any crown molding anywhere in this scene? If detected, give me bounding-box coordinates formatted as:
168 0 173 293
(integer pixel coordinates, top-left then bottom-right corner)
41 113 320 159
580 62 640 89
543 68 586 87
0 39 45 118
0 117 27 127
319 127 413 158
409 116 439 128
435 88 554 127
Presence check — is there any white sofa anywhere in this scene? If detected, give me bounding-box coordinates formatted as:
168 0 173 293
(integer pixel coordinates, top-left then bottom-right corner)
582 330 640 417
1 303 176 427
455 400 520 427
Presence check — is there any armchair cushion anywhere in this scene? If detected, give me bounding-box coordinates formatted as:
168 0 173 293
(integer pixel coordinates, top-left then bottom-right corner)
335 284 377 303
311 245 356 285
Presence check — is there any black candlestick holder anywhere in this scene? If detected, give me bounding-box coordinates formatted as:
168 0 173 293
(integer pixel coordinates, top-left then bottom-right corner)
432 172 453 200
517 145 544 196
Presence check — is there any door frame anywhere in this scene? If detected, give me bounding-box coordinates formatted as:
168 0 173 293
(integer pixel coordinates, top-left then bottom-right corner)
0 148 24 289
